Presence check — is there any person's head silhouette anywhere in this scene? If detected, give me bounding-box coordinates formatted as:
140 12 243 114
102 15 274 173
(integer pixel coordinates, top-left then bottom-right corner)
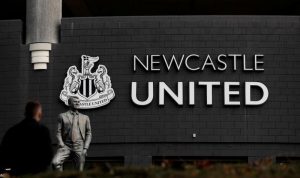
24 100 42 122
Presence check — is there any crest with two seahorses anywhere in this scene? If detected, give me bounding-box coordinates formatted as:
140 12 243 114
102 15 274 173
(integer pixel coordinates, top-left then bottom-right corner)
64 55 109 95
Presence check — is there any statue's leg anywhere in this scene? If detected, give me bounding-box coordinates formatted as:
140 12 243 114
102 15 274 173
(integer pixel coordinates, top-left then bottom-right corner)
52 147 71 171
79 153 86 171
72 144 85 171
72 150 86 171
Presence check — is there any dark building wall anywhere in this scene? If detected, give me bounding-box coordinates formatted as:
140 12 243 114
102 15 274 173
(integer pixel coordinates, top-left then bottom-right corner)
0 16 300 165
0 20 28 134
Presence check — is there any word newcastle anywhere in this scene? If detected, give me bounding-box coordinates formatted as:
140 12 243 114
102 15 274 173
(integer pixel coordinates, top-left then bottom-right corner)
131 54 269 106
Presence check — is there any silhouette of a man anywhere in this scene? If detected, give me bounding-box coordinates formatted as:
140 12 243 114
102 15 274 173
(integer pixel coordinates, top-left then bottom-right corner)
52 96 92 171
0 101 53 176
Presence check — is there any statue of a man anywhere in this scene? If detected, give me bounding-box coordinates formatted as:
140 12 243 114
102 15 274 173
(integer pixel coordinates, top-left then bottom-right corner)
52 96 92 171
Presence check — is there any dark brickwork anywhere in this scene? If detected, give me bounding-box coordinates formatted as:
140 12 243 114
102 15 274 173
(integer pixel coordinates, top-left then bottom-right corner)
0 20 29 135
0 16 300 165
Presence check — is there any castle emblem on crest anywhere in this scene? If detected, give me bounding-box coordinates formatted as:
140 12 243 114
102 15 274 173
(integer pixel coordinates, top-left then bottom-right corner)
60 55 115 109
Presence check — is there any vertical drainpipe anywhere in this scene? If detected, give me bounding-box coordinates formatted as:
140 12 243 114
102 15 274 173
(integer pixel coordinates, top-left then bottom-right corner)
26 0 62 70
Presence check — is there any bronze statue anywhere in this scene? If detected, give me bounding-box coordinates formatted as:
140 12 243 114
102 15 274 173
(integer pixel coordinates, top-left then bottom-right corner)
52 96 92 171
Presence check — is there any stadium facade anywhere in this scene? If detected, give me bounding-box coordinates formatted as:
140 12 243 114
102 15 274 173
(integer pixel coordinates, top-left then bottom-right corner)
0 0 299 165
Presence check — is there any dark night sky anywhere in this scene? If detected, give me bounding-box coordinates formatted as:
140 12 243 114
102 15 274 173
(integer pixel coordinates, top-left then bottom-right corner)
0 0 299 21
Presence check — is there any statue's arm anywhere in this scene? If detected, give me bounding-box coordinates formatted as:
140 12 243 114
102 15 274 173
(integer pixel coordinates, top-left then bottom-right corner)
84 116 92 150
56 114 65 147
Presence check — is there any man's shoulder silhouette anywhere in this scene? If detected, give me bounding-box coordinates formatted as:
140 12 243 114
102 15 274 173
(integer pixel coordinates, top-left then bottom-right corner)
0 118 53 175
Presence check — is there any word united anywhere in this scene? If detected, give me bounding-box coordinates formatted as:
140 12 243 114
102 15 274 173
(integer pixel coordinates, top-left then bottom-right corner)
131 54 269 106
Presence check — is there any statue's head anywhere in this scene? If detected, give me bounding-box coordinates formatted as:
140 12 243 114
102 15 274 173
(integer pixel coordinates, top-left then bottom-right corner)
68 96 80 110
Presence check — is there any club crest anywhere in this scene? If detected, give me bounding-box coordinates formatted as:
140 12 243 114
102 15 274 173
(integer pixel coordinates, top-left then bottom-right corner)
60 55 115 109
